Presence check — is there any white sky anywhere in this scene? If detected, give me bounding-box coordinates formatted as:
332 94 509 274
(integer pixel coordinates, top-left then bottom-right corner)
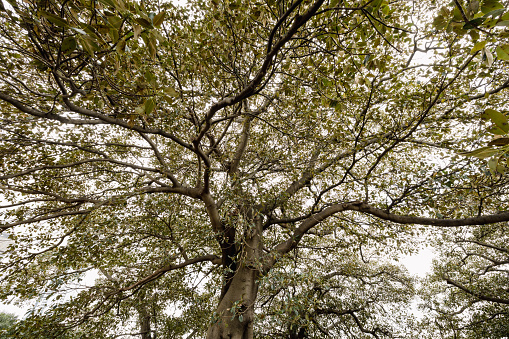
401 247 434 278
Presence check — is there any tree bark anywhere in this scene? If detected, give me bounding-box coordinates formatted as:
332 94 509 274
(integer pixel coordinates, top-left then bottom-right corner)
207 266 259 339
138 294 152 339
140 314 151 339
207 215 262 339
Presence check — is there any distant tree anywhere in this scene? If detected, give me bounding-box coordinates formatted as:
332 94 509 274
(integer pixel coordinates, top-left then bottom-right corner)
0 312 16 328
0 312 17 338
1 0 509 338
420 221 509 339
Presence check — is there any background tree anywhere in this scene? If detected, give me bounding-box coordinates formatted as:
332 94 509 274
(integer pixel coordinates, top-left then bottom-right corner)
1 0 509 338
419 221 509 338
0 312 17 338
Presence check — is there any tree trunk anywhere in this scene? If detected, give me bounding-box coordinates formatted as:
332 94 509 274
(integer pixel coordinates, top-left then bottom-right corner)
138 293 152 339
207 214 262 339
206 266 259 339
140 313 151 339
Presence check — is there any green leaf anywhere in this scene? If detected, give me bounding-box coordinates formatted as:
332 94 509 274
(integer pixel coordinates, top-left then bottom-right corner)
79 36 99 56
97 0 115 8
487 125 507 135
133 24 142 40
107 16 123 29
496 20 509 26
112 0 127 13
115 37 126 54
470 0 480 14
61 37 77 54
463 17 485 29
433 15 449 30
164 87 179 97
109 28 119 43
144 98 156 114
80 23 101 40
469 29 480 41
153 11 165 27
483 8 505 18
40 11 69 27
148 38 156 59
488 137 509 146
481 0 504 14
470 40 487 54
496 44 509 60
488 157 498 174
453 7 463 20
69 27 87 35
484 108 509 132
459 146 499 159
136 17 152 28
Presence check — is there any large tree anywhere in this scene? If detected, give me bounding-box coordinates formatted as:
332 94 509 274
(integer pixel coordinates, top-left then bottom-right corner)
1 0 509 337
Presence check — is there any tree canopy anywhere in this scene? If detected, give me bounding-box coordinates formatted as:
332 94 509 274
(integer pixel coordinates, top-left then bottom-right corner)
1 0 509 337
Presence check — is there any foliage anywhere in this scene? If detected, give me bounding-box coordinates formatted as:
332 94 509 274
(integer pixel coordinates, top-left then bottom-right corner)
0 312 17 330
0 0 509 337
0 312 17 338
0 312 16 328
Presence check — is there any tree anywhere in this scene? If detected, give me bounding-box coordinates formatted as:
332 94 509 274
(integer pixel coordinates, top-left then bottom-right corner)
1 0 509 337
419 221 509 338
0 312 17 338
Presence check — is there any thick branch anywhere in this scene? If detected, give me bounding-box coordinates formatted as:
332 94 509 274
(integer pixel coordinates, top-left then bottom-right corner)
0 91 101 125
202 193 223 234
263 201 509 271
264 203 348 270
227 97 274 177
349 202 509 227
0 158 160 180
228 116 252 176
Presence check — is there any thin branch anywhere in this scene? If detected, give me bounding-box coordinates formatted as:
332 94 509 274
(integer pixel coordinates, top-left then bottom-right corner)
457 239 509 254
443 275 509 305
117 255 221 293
